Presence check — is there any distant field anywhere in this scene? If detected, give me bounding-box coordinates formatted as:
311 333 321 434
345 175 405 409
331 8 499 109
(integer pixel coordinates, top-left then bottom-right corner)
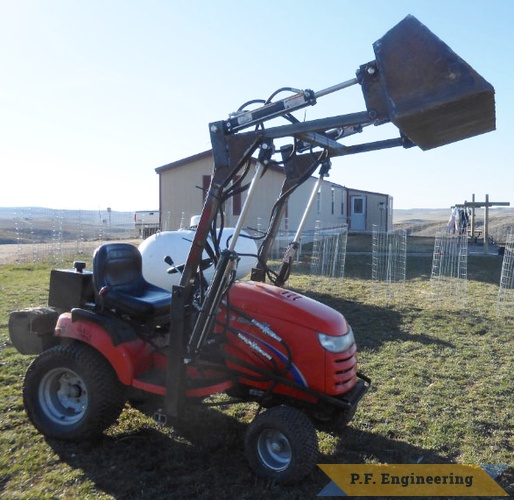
0 207 138 245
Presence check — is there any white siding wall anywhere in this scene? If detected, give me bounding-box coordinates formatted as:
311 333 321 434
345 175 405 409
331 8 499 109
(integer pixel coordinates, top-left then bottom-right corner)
159 155 213 230
158 153 387 233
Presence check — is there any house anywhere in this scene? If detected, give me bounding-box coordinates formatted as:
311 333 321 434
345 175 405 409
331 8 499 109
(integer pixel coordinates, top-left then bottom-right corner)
155 150 392 233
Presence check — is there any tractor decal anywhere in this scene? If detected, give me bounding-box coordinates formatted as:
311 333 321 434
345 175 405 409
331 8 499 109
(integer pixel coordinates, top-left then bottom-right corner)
241 331 308 388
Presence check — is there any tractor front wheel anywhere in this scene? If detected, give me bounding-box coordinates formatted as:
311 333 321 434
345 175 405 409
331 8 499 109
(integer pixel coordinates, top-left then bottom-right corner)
23 343 126 441
244 405 318 483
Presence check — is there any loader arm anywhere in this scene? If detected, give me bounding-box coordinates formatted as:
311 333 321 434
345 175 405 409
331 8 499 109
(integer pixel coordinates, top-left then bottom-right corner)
166 14 495 417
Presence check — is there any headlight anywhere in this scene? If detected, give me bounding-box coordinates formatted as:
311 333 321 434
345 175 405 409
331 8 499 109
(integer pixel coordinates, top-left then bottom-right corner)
318 327 355 353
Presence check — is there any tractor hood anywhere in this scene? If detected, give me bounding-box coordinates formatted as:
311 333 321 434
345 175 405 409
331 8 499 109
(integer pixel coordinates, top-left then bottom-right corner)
227 281 348 335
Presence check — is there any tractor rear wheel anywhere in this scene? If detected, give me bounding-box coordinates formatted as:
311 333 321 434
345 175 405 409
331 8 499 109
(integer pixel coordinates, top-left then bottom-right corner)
244 405 318 483
23 343 126 441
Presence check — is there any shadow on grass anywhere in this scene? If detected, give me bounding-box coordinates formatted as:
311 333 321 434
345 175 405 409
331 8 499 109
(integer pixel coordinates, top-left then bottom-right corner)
44 401 472 500
305 290 454 353
47 404 251 499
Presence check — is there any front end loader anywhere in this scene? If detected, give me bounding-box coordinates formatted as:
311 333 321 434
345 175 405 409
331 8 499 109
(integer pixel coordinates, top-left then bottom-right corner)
9 16 495 482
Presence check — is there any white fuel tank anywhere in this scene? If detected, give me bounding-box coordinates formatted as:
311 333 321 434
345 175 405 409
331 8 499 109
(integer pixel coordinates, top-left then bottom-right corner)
139 229 258 290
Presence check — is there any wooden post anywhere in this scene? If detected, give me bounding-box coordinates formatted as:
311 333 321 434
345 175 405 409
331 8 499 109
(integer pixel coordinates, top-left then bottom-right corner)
455 195 509 254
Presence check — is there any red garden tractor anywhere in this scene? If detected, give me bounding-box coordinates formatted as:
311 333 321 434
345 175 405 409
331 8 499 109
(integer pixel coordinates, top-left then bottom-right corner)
9 16 495 483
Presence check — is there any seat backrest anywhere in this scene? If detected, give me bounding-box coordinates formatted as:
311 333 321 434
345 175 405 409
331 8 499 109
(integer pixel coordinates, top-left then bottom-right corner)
93 243 147 296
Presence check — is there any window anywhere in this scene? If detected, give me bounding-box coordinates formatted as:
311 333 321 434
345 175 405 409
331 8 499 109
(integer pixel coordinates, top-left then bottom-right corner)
331 187 335 215
316 189 321 214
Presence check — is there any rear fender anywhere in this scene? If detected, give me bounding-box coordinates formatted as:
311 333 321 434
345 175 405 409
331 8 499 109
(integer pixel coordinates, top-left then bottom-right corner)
54 313 151 385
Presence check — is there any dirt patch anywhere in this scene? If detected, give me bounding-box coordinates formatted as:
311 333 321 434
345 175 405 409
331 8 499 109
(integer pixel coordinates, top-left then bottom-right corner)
0 243 42 265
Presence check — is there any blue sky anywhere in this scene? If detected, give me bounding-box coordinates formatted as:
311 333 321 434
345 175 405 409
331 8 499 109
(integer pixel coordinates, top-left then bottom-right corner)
1 0 513 211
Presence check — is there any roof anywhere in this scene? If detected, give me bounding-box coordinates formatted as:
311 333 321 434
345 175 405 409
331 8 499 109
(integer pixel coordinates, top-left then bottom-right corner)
155 149 285 177
155 150 212 174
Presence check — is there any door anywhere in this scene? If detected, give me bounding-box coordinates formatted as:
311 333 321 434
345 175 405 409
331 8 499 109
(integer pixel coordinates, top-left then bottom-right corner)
350 195 366 230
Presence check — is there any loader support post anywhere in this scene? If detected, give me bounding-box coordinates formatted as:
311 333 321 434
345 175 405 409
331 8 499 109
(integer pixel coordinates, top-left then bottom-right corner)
166 285 185 417
167 125 263 418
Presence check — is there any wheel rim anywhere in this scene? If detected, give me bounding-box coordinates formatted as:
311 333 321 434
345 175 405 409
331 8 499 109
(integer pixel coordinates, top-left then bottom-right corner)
257 428 292 472
38 367 88 425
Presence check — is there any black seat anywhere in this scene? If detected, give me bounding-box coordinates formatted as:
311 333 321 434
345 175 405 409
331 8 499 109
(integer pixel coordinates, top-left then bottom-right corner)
93 243 172 327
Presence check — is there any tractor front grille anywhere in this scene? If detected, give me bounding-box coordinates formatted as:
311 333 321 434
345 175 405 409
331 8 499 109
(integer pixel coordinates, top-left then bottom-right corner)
326 342 358 395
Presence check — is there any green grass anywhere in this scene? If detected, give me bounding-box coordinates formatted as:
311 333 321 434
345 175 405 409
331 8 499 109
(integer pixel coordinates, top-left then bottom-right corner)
1 258 513 499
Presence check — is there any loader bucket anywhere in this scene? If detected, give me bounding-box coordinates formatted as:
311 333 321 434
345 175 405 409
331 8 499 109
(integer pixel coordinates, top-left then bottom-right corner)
361 15 495 150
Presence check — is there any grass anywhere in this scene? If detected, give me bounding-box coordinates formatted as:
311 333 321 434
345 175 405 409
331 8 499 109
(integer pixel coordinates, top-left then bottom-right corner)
1 256 513 499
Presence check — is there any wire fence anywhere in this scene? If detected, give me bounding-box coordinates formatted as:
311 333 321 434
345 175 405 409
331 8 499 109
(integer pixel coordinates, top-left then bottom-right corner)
497 228 514 312
430 231 468 306
371 225 407 302
310 223 348 278
255 222 349 281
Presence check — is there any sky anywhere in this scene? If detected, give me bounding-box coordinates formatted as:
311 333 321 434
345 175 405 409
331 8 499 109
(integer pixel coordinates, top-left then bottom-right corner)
1 0 513 211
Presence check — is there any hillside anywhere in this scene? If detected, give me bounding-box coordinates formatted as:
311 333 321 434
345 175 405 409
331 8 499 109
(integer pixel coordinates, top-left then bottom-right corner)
393 207 514 243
